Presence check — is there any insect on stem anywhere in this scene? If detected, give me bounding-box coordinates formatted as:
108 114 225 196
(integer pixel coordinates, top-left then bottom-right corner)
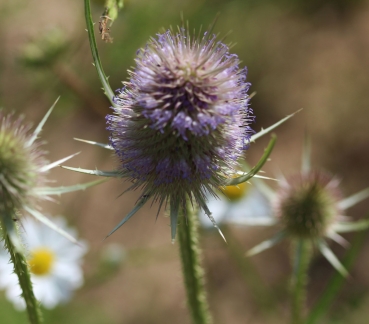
99 8 113 43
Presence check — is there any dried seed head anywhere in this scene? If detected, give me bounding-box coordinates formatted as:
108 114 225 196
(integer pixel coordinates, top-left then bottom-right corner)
0 112 47 210
106 28 254 213
274 171 343 239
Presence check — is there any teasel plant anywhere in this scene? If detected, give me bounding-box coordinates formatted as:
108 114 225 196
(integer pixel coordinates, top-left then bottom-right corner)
236 137 369 324
63 1 299 323
0 102 104 324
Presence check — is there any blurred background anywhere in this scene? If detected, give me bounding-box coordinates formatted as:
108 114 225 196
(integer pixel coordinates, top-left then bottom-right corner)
1 0 369 323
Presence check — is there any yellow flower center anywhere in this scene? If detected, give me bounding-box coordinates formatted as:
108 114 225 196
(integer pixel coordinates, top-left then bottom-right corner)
28 248 55 276
219 181 249 201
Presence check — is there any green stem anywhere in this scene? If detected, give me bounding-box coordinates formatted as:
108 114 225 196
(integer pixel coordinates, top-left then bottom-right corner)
221 225 276 312
291 239 311 324
306 217 369 324
84 0 115 106
178 201 213 324
0 217 42 324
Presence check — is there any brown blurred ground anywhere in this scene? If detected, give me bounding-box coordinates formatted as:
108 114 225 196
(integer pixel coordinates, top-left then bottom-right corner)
1 0 369 323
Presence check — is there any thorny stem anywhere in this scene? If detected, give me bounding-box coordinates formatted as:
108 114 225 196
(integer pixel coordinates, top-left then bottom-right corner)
291 239 311 324
178 201 213 324
0 216 42 324
84 0 116 106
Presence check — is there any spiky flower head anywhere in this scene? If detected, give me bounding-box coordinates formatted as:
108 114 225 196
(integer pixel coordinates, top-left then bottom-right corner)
107 28 254 222
0 103 102 244
274 171 343 239
0 111 46 211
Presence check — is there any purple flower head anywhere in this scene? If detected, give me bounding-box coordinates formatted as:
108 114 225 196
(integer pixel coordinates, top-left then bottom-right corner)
107 28 254 231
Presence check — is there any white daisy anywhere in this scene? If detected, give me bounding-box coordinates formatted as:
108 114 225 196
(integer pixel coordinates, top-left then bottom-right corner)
0 216 87 310
199 178 275 229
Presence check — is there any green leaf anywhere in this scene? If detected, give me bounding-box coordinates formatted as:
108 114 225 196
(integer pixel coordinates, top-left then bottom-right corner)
250 109 302 142
27 97 59 147
246 231 286 257
104 0 124 22
225 135 276 186
33 178 108 196
105 194 151 238
61 166 121 177
84 0 115 106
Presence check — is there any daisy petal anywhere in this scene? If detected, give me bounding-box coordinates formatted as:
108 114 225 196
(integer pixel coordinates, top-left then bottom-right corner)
227 216 276 226
199 195 230 228
251 177 276 202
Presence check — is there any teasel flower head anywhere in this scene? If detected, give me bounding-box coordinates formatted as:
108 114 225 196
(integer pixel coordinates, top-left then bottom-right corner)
106 28 254 238
275 171 343 240
0 100 103 244
242 139 369 277
0 112 47 211
67 15 291 241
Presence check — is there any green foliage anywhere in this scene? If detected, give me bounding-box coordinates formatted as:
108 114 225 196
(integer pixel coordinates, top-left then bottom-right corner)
0 296 117 324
